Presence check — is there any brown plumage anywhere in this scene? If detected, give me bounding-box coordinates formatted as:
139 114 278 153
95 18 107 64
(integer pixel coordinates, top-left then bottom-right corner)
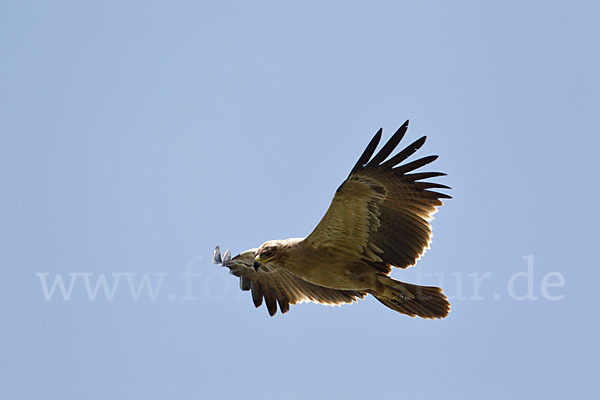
214 120 451 319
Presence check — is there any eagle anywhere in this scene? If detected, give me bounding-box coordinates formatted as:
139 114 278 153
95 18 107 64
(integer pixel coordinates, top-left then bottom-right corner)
213 120 451 319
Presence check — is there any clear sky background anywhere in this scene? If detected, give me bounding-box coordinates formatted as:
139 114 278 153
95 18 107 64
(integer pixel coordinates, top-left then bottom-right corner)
2 1 599 399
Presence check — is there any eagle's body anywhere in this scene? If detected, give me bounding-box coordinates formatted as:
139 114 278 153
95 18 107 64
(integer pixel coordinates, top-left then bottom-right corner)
213 121 451 319
263 239 378 290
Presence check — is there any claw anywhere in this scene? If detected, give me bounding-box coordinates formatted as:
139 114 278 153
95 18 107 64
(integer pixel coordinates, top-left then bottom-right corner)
212 246 222 264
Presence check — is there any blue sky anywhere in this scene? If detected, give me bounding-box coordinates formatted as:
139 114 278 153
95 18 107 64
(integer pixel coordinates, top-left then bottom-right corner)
2 1 599 399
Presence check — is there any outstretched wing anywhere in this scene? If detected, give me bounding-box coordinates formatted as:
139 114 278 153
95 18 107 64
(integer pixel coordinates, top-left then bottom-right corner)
218 249 365 316
304 120 451 273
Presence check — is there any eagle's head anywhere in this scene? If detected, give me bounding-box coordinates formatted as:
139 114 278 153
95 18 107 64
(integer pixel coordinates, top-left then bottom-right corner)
254 238 302 271
254 240 284 271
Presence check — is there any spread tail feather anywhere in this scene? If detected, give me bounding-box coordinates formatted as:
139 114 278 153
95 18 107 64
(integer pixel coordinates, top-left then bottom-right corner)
374 276 450 319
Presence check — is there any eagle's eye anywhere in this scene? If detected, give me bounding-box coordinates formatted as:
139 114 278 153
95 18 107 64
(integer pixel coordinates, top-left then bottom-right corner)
262 248 274 258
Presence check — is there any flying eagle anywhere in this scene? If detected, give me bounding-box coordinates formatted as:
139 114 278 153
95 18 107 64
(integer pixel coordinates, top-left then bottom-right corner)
213 120 451 319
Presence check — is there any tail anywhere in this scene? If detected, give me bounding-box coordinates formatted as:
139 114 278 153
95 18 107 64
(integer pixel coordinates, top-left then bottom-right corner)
373 275 450 319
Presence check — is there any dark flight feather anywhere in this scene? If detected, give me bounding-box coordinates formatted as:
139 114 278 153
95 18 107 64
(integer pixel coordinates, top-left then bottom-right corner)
382 136 427 168
368 120 409 167
348 128 382 176
393 155 439 174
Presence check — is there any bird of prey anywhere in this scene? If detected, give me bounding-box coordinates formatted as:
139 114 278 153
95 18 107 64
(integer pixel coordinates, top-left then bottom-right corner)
213 120 451 319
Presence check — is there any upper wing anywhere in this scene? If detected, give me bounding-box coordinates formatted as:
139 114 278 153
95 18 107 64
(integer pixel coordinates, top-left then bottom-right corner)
218 249 365 316
304 120 451 273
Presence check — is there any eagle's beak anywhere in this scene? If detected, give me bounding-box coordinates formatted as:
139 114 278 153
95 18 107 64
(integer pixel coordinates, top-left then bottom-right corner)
253 257 261 271
253 255 274 271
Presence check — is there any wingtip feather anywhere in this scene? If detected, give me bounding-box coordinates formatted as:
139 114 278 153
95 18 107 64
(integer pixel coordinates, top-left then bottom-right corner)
368 122 410 167
349 128 383 176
